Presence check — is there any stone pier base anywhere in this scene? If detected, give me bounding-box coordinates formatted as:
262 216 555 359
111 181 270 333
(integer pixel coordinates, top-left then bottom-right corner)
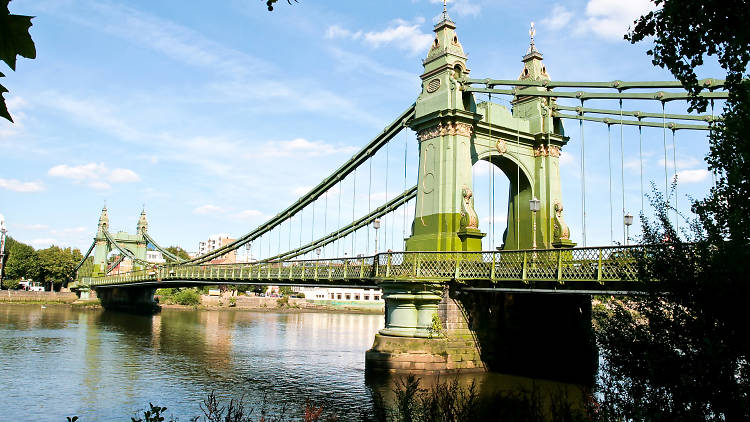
96 287 160 314
366 288 485 374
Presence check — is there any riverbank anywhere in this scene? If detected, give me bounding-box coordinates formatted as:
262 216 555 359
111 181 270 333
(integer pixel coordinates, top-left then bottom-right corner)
0 290 383 314
0 290 77 304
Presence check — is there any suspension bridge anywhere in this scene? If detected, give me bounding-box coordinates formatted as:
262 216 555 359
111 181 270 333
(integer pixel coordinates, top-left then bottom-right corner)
66 8 725 378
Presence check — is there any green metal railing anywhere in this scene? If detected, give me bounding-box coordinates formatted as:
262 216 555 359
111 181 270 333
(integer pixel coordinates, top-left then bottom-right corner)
75 245 654 291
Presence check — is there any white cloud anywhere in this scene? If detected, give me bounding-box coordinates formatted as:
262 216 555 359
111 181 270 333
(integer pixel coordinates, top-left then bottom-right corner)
48 162 140 190
31 238 57 247
293 186 313 196
234 209 265 220
328 19 433 56
541 4 574 31
559 151 575 166
363 19 433 55
259 138 359 158
109 168 140 183
194 204 223 215
0 178 45 192
677 169 710 183
325 25 362 40
582 0 656 41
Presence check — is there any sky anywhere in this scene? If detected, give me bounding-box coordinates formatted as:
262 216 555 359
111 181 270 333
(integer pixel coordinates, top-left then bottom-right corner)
0 0 723 257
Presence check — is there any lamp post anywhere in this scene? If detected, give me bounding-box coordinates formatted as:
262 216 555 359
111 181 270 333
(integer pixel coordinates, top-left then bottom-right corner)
624 213 633 245
373 218 381 255
316 247 322 261
245 242 252 263
529 198 540 250
0 214 6 289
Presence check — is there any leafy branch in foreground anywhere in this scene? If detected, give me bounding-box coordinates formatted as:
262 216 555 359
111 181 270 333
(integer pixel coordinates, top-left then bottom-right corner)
0 0 36 122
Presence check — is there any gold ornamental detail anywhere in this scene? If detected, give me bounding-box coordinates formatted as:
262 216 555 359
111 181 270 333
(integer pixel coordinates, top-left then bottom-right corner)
417 122 473 142
533 144 560 157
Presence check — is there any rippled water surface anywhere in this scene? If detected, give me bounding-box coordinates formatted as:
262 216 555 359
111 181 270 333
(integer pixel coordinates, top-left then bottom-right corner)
1 305 385 420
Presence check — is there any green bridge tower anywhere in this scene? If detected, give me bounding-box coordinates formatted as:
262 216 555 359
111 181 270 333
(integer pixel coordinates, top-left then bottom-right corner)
367 12 593 381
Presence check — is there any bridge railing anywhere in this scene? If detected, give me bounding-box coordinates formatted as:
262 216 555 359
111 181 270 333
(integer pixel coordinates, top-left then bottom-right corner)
77 245 655 288
374 246 641 283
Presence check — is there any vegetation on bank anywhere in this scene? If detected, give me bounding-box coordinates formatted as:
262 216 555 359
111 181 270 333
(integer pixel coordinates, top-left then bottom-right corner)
1 236 83 291
589 0 750 419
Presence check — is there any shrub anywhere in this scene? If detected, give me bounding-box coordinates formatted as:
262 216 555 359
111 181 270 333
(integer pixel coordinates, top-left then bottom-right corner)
173 289 200 306
276 296 289 307
2 279 20 290
228 297 237 307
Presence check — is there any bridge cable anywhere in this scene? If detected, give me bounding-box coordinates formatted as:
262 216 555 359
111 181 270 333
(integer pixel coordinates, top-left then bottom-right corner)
265 186 417 262
324 190 328 257
580 99 587 246
710 99 716 187
179 104 415 265
402 127 408 250
367 156 372 254
385 138 390 251
311 197 315 255
72 240 96 275
277 219 282 257
352 168 357 255
516 115 520 249
620 99 626 244
662 101 669 202
337 179 342 258
639 119 644 213
288 216 292 255
608 123 614 245
488 93 493 250
672 128 678 232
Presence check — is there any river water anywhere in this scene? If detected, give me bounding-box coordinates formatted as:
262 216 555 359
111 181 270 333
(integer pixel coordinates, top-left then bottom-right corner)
1 304 585 421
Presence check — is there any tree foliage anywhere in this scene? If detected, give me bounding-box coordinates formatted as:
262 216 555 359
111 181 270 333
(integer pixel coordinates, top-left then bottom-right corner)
0 0 36 122
3 236 39 281
626 0 750 111
263 0 297 12
595 1 750 419
165 246 191 261
37 245 83 289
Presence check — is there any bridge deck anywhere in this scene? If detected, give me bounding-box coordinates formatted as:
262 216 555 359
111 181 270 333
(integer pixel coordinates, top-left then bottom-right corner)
72 246 657 294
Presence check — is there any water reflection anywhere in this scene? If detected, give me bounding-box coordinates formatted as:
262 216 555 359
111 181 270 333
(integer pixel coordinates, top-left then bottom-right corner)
1 305 588 420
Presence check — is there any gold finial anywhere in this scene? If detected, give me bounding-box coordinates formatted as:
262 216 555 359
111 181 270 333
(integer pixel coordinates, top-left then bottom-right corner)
441 0 450 21
527 21 538 54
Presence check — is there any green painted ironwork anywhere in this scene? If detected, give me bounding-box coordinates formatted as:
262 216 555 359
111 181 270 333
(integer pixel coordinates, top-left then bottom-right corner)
553 112 713 131
464 86 729 102
461 77 726 90
182 104 417 265
76 245 658 294
552 104 721 123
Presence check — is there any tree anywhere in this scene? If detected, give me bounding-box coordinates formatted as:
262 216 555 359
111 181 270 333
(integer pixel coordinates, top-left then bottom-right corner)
37 245 82 291
165 246 191 261
0 0 36 122
593 1 750 419
3 236 38 282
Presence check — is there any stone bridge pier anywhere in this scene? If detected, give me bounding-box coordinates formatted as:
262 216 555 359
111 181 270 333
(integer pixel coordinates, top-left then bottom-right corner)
365 283 597 383
96 286 160 314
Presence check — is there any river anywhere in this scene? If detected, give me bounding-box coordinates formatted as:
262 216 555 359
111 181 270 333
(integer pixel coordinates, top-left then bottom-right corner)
1 304 586 420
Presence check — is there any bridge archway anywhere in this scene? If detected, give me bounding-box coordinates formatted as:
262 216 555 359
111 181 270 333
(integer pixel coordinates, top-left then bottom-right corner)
472 149 534 250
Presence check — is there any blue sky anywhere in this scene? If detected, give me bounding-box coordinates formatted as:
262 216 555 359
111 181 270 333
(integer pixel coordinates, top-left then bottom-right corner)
0 0 721 256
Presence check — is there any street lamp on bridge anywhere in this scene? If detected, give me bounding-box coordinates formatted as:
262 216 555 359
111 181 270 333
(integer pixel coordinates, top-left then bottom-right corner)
373 218 381 254
624 213 634 245
529 198 540 251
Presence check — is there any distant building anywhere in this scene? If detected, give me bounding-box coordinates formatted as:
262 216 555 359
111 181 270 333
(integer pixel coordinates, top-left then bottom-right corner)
198 234 237 264
292 286 383 302
146 250 166 263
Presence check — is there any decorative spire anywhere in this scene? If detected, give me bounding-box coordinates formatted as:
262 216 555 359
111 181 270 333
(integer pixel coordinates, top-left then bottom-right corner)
527 22 537 55
441 0 449 21
137 207 148 234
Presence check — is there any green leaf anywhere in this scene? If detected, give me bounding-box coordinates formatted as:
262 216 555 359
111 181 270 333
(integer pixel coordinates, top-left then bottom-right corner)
0 81 12 122
0 11 36 71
